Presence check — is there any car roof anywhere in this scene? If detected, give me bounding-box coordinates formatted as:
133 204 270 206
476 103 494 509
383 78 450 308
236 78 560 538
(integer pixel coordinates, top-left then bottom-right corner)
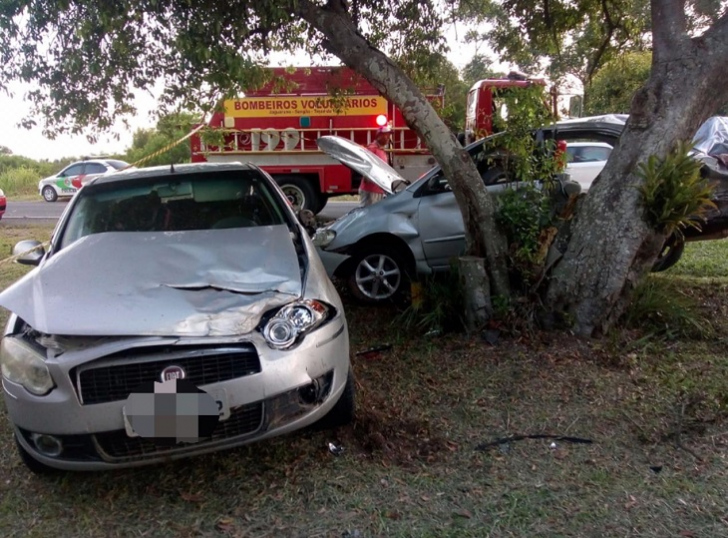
88 161 259 186
68 158 124 165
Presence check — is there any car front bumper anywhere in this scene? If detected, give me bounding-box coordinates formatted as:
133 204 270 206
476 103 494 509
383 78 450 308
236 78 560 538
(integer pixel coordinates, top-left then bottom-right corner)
316 248 351 278
2 316 349 471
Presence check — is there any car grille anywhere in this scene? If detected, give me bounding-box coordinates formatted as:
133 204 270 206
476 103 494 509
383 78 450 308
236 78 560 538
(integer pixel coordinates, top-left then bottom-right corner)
93 402 264 462
76 345 261 405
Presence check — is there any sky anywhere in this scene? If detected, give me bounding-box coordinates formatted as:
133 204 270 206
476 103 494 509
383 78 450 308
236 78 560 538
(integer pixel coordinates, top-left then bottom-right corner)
0 23 495 162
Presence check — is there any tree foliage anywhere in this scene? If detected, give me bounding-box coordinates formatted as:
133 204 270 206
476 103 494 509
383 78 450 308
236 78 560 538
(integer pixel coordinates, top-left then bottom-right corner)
458 0 650 85
393 52 466 132
457 0 725 90
585 51 652 114
0 0 448 140
124 112 197 167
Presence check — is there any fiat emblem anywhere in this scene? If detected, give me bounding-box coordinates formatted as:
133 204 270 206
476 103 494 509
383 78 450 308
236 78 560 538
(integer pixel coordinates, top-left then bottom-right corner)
160 365 186 382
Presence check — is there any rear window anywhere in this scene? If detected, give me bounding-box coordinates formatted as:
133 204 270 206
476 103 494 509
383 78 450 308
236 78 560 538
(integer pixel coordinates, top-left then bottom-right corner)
107 160 130 170
580 146 611 162
59 170 288 249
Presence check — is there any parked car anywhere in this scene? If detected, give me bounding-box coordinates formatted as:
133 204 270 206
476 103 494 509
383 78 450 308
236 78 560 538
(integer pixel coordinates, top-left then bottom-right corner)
0 162 352 472
313 134 581 303
556 114 728 269
313 115 728 301
38 158 130 202
565 141 613 191
0 188 6 220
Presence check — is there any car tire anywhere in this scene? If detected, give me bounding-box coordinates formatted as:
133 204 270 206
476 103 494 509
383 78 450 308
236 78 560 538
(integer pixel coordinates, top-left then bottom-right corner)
651 234 685 273
42 186 58 203
278 176 321 214
14 435 60 476
312 193 329 214
347 243 411 304
315 371 355 430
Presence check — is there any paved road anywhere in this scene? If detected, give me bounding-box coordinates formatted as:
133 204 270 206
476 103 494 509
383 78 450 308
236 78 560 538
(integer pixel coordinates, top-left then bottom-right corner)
1 200 358 225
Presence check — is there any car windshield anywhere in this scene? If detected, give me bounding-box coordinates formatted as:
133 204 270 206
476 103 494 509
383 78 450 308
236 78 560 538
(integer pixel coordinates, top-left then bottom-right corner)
59 170 288 249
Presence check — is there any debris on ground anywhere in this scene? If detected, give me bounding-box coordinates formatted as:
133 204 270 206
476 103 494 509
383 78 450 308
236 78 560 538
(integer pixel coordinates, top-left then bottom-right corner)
355 344 393 359
475 434 593 451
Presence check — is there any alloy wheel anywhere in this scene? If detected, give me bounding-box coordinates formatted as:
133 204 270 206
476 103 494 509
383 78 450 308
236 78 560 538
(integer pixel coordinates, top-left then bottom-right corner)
354 254 402 300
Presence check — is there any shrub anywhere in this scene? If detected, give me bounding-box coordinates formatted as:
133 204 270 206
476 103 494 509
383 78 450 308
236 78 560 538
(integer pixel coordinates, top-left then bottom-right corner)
638 140 716 239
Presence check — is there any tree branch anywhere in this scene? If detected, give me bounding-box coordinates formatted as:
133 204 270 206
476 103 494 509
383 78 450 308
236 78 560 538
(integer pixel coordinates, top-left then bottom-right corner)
651 0 688 61
585 0 617 85
542 0 562 60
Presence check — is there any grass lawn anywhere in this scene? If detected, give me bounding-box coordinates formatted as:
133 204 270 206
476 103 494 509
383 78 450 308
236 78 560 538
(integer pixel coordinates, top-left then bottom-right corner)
1 231 728 537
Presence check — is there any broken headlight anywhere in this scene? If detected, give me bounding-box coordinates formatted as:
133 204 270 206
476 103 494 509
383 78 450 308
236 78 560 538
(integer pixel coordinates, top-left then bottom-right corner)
262 300 330 350
0 336 55 395
312 229 336 248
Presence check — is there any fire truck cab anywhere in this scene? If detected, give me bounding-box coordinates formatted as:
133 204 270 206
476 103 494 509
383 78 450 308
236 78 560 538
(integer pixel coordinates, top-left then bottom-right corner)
190 67 442 214
464 72 549 145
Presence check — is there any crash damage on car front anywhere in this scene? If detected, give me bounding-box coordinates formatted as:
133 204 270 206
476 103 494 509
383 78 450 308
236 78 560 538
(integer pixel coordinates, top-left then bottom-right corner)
0 167 351 472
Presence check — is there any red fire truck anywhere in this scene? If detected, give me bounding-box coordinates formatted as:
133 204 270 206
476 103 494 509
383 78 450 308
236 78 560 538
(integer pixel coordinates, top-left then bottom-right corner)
190 68 558 213
463 72 552 145
190 67 443 213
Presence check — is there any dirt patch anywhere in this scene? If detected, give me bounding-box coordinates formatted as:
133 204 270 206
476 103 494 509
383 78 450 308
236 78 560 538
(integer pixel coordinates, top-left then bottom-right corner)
340 404 450 466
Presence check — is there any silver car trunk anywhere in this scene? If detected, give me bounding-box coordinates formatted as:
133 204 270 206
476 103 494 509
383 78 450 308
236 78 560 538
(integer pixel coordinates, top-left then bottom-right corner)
0 226 301 337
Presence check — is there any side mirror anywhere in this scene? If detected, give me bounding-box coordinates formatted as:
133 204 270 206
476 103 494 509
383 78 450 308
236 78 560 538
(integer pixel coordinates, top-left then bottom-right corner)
12 240 45 266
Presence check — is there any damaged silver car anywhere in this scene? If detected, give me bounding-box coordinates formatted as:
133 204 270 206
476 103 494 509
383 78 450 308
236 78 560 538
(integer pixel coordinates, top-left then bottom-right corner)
0 162 353 473
314 134 581 303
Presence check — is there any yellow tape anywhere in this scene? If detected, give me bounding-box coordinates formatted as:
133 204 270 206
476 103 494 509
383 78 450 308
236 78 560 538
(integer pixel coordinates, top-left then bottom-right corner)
0 241 51 267
125 117 208 170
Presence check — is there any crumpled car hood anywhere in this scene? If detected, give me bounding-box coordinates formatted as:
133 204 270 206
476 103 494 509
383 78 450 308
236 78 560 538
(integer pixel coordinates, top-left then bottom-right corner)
0 226 302 337
317 135 409 195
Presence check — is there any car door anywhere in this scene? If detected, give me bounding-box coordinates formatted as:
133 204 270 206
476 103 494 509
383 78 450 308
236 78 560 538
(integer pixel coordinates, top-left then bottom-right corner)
56 163 86 193
416 140 510 270
416 170 466 270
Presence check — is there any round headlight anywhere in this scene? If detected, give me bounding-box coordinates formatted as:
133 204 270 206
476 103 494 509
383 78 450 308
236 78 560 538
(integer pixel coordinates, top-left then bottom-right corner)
0 337 55 396
263 318 297 349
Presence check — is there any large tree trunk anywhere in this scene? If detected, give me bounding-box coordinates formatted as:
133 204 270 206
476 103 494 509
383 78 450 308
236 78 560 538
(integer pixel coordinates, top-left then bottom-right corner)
547 2 728 336
295 0 510 300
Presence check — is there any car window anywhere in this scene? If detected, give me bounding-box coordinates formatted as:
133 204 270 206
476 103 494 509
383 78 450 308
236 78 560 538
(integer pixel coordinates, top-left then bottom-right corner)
425 170 451 193
62 164 85 177
565 146 579 163
423 141 507 194
580 147 611 162
59 170 288 250
85 163 108 175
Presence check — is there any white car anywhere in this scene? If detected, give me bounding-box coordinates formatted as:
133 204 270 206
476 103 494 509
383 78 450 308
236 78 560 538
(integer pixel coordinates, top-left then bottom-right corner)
565 142 613 191
38 159 130 202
